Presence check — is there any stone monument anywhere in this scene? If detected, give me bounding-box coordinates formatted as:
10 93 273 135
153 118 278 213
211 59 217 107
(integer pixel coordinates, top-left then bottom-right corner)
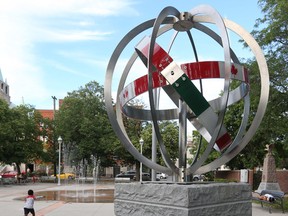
104 4 269 216
257 144 281 192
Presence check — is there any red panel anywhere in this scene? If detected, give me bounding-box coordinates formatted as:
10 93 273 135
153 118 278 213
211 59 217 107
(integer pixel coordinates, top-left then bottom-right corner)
134 72 167 97
216 132 232 151
140 42 173 71
181 62 221 79
134 75 148 96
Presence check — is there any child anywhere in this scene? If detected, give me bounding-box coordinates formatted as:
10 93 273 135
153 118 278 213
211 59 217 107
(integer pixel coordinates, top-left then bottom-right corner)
24 189 36 216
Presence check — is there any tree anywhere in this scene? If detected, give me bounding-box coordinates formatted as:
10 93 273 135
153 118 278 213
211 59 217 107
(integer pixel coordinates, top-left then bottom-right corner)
111 101 179 180
0 100 44 175
188 130 221 167
226 0 288 169
140 121 179 166
248 0 288 168
39 117 57 175
0 99 14 161
55 81 115 171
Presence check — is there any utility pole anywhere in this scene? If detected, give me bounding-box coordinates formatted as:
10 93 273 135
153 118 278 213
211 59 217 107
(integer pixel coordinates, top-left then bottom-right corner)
52 96 57 176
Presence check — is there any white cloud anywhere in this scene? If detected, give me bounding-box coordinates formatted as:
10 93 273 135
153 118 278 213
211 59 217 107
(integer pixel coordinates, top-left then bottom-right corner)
0 0 138 17
0 0 138 107
40 30 112 42
78 1 139 16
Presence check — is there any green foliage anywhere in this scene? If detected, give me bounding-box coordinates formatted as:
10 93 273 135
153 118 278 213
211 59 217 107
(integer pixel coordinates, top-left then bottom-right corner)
188 130 220 167
55 81 115 167
140 121 179 166
253 0 288 56
112 116 180 168
112 113 143 166
250 0 288 167
226 0 288 169
253 171 262 191
39 117 55 164
223 61 266 169
0 99 44 173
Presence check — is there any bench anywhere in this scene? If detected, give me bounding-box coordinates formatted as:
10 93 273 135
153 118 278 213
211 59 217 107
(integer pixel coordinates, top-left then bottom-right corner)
252 189 285 213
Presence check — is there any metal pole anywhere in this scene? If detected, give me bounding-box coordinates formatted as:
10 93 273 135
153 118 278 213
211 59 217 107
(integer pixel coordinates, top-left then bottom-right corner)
57 136 62 186
178 101 187 182
51 96 57 177
58 141 61 185
151 88 159 181
151 129 157 181
140 144 142 182
139 138 144 182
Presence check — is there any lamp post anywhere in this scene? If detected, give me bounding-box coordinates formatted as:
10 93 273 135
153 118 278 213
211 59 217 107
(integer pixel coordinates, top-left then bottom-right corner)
139 138 144 182
57 136 63 186
51 96 57 177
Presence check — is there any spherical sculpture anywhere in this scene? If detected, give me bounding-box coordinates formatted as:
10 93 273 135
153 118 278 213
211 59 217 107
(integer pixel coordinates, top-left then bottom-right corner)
104 5 269 180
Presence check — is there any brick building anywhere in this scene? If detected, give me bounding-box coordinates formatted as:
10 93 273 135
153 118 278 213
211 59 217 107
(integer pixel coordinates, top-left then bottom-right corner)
37 99 63 120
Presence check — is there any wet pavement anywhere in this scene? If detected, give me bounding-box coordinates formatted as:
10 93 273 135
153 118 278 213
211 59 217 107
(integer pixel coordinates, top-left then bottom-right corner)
15 188 114 203
0 181 115 216
0 181 286 215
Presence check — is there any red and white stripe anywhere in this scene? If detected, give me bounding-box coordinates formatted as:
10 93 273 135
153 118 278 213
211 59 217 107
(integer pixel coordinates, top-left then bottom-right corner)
120 36 248 152
120 61 248 107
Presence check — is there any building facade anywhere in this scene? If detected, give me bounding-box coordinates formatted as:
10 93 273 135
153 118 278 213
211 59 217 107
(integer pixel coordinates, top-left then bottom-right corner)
0 69 10 104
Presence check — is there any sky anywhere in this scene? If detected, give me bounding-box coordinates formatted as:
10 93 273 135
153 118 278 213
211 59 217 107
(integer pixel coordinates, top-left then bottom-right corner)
0 0 263 110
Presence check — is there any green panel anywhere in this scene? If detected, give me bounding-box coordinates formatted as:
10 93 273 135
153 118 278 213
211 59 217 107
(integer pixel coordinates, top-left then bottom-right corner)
172 74 210 116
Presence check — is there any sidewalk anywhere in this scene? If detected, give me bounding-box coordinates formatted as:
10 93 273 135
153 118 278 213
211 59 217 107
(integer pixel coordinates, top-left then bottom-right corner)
0 182 115 216
0 182 286 216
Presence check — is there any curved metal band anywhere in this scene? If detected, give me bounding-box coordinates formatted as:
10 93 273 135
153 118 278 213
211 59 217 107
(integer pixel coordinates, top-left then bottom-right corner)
105 5 268 177
193 17 269 174
105 18 174 175
120 61 248 109
120 19 251 165
184 5 232 174
146 6 182 173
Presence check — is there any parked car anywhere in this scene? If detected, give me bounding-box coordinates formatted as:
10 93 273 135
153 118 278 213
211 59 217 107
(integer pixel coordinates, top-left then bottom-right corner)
133 172 151 181
52 173 75 180
192 174 206 181
0 171 18 184
156 172 167 180
141 173 151 181
116 170 136 179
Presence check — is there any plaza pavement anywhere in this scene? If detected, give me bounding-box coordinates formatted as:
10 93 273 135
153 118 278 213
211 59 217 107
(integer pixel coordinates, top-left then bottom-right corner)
0 181 286 216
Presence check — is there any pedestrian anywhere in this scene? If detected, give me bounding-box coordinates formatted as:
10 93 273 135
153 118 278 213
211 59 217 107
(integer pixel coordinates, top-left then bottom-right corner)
24 189 36 216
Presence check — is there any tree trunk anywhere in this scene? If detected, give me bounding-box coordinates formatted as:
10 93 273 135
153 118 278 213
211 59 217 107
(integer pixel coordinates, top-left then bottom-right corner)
15 163 21 184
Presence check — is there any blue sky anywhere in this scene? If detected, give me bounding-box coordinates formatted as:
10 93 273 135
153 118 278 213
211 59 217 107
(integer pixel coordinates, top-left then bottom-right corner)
0 0 262 110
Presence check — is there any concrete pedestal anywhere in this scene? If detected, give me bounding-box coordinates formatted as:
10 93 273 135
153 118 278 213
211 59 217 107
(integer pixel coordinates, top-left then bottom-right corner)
256 182 281 192
256 144 281 192
114 182 252 216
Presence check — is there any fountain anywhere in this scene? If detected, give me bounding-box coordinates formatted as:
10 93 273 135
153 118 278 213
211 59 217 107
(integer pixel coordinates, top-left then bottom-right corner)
16 155 112 203
15 189 114 203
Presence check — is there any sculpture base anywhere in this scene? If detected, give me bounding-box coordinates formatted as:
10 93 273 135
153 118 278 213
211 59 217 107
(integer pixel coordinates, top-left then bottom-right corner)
114 182 251 216
256 182 281 193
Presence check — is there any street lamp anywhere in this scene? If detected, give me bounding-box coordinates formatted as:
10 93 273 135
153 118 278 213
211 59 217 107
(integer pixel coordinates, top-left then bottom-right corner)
139 138 144 182
57 136 63 186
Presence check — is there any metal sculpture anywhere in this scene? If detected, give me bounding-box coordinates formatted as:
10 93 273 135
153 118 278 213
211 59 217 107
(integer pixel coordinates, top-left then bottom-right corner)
104 5 269 181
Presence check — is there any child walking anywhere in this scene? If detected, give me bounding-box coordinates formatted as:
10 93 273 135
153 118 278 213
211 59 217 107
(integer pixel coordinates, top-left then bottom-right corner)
24 189 36 216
